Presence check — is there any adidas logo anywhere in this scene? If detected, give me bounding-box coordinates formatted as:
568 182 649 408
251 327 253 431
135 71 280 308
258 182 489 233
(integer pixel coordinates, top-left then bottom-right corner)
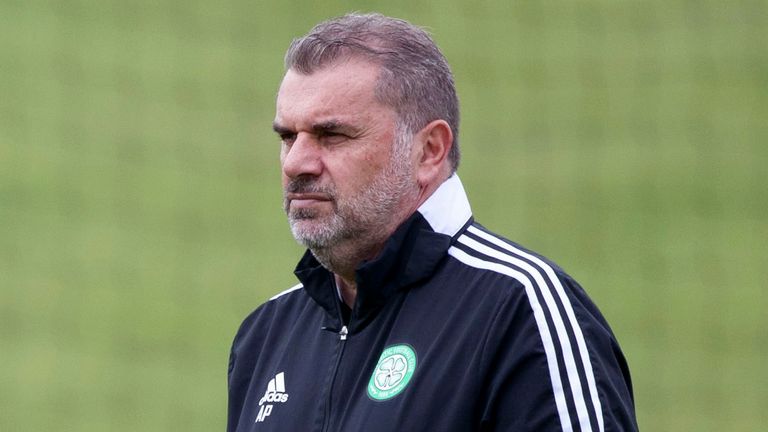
256 372 289 423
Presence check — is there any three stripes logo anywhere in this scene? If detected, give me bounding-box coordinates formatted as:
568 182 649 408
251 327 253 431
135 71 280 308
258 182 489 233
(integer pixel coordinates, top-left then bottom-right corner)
256 372 289 423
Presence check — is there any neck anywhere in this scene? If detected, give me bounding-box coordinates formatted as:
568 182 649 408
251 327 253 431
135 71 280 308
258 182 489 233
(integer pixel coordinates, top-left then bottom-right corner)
334 274 356 308
309 236 385 307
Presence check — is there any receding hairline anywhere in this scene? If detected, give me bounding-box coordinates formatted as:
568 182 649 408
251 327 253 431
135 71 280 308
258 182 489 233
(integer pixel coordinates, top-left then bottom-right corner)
275 60 400 132
284 54 384 77
279 57 400 116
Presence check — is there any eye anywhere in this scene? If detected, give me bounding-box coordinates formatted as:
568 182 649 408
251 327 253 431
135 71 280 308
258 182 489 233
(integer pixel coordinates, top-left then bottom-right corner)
318 131 348 145
279 132 297 145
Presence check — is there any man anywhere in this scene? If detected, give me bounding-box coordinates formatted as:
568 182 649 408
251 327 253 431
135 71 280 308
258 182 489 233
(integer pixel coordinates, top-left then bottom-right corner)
229 13 638 432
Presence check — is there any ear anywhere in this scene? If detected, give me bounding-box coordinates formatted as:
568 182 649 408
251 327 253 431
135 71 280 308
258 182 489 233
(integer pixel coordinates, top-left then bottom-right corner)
415 119 453 186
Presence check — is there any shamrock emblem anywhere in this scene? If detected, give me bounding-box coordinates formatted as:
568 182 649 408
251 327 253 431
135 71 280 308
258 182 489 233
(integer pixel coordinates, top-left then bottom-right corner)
374 354 408 390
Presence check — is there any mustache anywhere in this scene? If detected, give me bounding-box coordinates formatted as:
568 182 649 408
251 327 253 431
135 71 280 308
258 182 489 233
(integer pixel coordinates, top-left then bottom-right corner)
284 177 334 196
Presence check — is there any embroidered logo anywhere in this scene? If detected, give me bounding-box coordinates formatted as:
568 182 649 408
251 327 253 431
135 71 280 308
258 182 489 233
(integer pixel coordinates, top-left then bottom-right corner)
367 344 417 401
256 372 289 423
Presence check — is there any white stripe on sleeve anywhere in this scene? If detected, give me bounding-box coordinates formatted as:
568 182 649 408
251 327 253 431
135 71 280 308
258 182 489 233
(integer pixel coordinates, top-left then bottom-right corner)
466 225 604 432
448 246 574 432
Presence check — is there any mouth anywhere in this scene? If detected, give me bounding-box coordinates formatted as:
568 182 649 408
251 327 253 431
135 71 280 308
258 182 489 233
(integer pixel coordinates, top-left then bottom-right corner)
286 193 332 210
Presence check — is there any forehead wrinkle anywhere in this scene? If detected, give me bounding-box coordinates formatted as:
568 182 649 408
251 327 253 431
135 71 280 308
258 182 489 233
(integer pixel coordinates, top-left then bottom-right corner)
277 89 365 129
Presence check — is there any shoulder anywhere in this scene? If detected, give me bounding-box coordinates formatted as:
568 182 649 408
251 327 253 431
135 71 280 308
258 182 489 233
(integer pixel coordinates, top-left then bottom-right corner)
228 283 312 374
447 222 573 297
269 282 305 301
235 283 307 329
445 222 599 359
230 283 308 351
448 222 615 337
447 221 591 336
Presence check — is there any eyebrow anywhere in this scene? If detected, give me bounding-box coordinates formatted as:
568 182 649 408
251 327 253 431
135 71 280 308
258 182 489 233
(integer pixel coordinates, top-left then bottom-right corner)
272 120 360 136
272 122 293 135
311 120 347 133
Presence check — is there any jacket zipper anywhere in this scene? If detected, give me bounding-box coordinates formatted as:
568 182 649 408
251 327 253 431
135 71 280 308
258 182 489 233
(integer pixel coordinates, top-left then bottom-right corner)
321 325 348 432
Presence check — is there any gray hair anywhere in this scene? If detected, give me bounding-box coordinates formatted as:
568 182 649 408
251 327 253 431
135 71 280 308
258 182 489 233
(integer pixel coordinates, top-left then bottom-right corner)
284 13 460 172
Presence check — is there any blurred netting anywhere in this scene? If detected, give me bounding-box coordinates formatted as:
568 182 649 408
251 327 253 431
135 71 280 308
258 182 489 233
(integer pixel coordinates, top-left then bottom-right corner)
1 1 766 431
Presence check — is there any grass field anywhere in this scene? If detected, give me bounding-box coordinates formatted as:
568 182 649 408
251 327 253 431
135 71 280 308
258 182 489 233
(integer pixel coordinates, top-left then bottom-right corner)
1 1 766 430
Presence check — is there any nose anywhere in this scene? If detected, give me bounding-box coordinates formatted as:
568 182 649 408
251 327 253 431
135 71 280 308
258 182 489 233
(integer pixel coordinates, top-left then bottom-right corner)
281 132 323 179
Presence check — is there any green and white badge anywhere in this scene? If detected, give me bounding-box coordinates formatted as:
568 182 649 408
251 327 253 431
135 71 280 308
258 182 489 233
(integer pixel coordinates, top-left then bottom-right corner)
367 344 417 401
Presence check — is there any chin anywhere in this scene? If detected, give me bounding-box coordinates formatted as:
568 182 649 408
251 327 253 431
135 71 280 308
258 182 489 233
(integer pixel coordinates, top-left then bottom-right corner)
290 222 333 248
295 234 335 251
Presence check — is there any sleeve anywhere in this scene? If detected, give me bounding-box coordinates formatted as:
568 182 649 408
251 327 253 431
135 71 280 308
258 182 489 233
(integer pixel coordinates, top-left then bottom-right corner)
227 304 274 432
478 275 638 432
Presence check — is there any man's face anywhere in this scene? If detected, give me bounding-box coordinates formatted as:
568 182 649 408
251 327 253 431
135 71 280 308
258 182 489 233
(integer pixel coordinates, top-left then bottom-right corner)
274 60 420 251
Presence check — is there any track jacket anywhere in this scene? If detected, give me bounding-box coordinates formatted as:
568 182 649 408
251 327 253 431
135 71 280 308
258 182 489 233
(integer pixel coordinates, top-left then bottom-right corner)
228 175 638 431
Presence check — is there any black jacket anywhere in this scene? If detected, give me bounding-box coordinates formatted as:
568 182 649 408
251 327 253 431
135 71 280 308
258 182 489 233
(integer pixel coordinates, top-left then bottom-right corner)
228 175 638 431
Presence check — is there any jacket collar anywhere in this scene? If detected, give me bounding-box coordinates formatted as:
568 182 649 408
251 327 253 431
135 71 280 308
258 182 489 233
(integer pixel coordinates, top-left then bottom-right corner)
294 175 473 333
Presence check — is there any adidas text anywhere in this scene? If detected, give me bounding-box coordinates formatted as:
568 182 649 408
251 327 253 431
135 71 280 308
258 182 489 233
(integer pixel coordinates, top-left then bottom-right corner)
259 392 289 405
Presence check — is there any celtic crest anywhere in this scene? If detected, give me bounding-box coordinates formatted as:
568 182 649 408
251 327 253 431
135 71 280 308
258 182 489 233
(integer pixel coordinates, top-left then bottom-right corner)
367 344 417 400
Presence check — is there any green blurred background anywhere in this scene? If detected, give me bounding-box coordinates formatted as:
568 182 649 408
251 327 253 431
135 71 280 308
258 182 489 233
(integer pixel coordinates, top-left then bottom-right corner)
1 0 766 430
